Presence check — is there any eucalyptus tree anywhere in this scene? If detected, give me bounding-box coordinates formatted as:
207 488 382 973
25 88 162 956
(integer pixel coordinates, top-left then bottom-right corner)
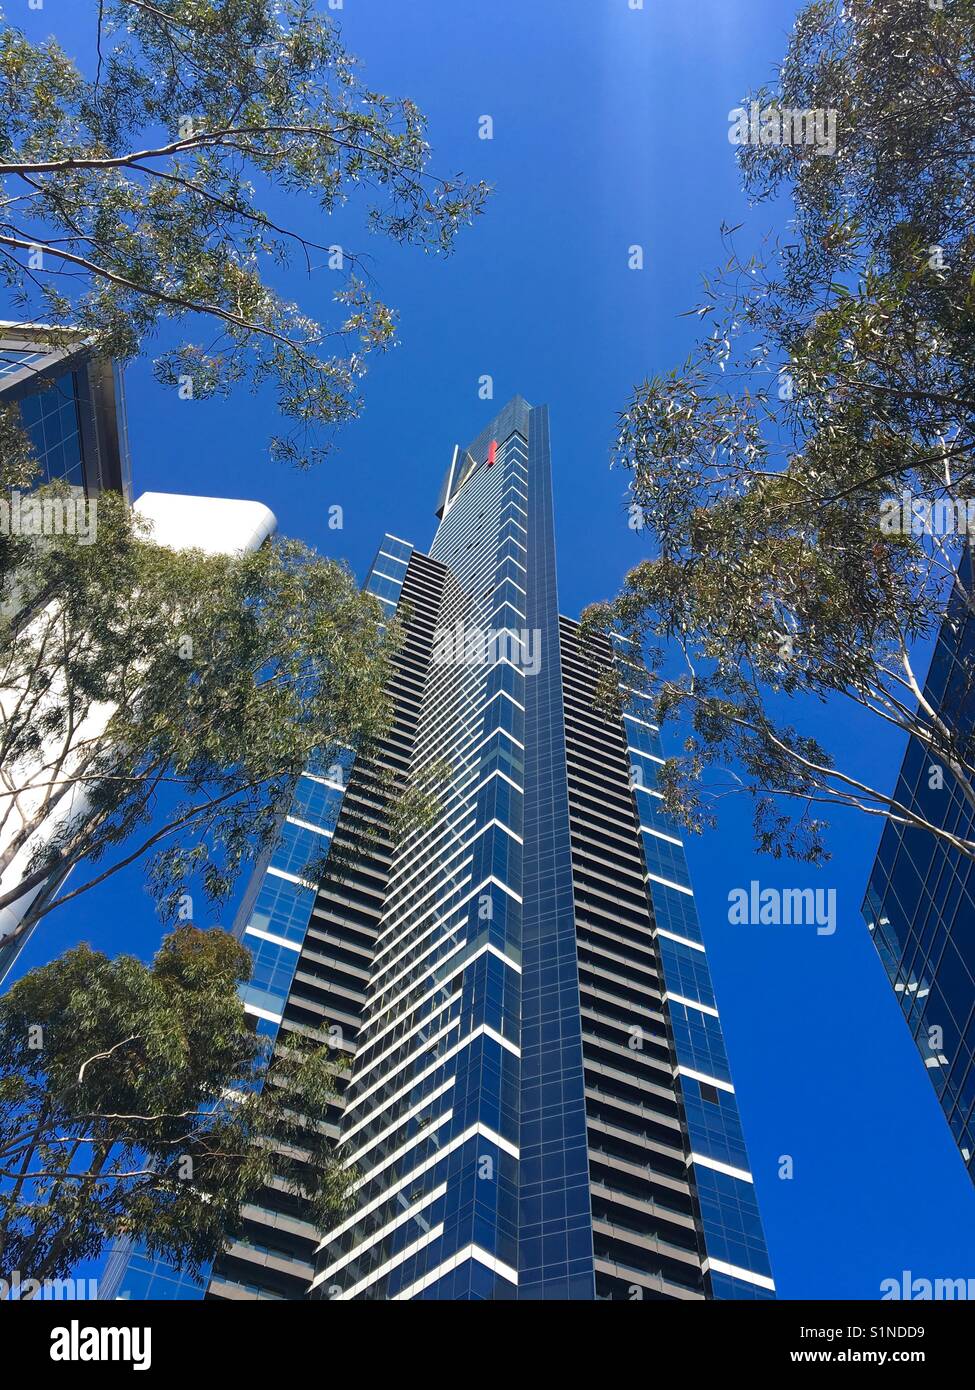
0 0 487 465
0 484 395 961
588 0 975 863
0 925 347 1292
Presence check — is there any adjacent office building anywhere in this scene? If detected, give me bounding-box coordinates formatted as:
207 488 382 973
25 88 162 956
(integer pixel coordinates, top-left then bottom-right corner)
862 549 975 1182
104 396 774 1301
0 322 132 985
0 321 131 497
0 324 277 989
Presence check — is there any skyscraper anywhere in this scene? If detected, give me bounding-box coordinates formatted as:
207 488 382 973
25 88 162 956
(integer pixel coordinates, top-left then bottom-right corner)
0 321 131 497
0 322 277 985
104 396 774 1301
0 322 132 985
862 549 975 1183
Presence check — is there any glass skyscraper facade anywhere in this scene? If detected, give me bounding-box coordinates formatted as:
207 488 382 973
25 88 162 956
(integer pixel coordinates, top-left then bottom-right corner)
0 324 132 990
101 541 404 1301
0 322 131 497
862 550 975 1183
104 397 773 1301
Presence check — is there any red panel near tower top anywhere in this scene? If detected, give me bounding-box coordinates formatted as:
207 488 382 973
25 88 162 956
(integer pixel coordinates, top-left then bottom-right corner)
487 439 497 467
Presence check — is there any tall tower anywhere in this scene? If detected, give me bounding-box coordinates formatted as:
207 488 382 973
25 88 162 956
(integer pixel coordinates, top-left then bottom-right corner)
304 398 773 1301
103 398 774 1301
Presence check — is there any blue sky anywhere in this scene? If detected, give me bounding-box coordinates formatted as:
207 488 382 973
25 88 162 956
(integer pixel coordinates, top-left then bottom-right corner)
10 0 975 1298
